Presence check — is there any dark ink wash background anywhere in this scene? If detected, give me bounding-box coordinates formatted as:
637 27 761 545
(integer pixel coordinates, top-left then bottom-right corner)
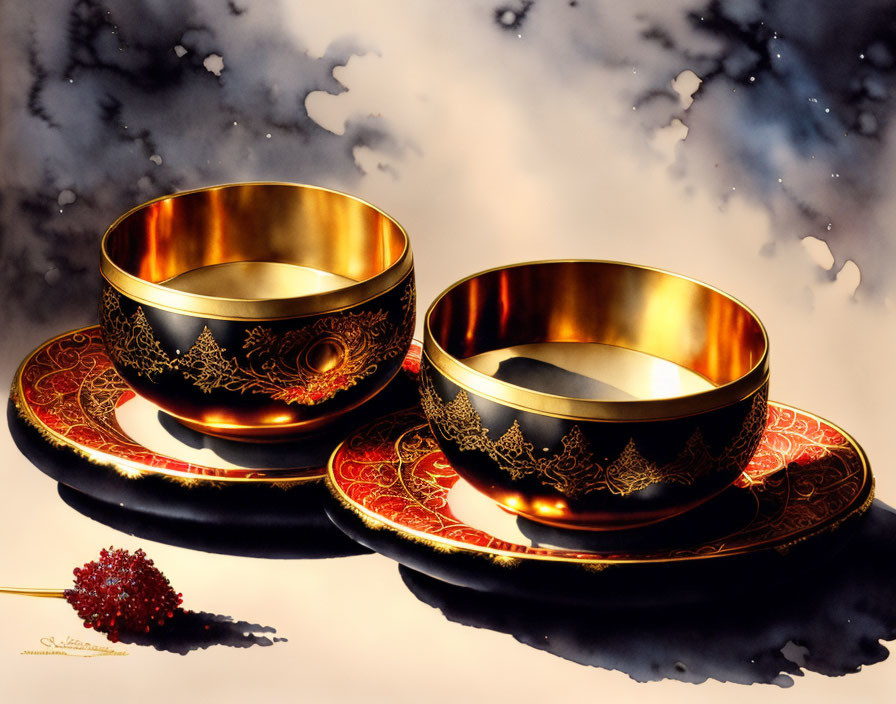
0 1 894 701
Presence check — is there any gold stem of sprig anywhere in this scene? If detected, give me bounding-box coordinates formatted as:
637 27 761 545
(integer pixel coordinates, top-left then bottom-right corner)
0 587 66 598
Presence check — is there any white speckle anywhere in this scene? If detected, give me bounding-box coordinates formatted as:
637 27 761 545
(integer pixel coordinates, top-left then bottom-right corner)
776 53 781 58
149 154 162 165
778 177 783 183
68 78 73 83
827 222 833 231
731 186 736 191
517 34 522 39
265 133 272 139
749 76 755 82
123 125 128 129
809 97 818 103
176 349 181 355
233 121 238 126
174 44 187 58
542 447 549 452
825 107 830 113
632 106 637 110
203 53 224 76
860 53 865 59
57 189 76 206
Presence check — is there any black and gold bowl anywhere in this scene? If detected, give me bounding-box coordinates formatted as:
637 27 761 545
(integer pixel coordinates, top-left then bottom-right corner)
421 261 769 530
100 182 415 440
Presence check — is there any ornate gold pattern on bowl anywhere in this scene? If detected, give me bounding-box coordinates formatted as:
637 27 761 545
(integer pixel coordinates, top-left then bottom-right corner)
420 367 768 498
102 281 414 406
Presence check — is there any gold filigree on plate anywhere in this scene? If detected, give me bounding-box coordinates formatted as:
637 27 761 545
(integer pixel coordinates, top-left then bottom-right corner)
102 280 415 406
420 369 768 498
12 326 423 486
327 403 873 567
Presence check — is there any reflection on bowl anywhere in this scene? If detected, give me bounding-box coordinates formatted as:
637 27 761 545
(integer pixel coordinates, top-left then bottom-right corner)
100 182 415 440
421 260 769 529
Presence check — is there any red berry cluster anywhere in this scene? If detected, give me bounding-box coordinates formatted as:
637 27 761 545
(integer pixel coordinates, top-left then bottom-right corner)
63 547 183 642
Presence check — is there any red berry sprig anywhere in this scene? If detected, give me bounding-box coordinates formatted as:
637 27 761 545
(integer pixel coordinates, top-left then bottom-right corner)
63 547 183 642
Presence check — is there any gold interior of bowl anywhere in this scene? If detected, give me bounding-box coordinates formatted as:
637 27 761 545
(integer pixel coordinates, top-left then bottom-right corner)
424 260 769 421
101 183 412 319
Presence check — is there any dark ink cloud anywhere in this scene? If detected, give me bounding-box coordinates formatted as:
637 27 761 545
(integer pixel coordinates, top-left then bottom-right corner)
492 0 895 296
0 0 396 329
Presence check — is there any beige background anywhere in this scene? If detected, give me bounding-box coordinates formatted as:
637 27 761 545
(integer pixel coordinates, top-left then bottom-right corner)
1 2 894 701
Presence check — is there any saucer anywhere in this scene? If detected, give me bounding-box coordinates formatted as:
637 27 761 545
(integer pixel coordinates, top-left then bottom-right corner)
325 402 873 589
8 401 369 558
11 326 422 486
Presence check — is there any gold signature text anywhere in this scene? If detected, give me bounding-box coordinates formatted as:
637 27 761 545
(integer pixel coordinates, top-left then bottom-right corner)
21 636 128 657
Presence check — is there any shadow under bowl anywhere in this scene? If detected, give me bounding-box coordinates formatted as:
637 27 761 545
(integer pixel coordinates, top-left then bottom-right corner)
99 182 415 440
421 260 769 530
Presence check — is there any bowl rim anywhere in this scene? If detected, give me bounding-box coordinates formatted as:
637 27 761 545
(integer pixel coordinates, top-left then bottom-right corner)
423 259 770 422
100 181 413 321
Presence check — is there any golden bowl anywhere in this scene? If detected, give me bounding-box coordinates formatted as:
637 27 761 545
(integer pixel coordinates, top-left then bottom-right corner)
421 260 769 530
100 182 415 440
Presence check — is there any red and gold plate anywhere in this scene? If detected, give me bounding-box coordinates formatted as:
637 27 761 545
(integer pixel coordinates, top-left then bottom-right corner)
11 326 422 486
326 403 873 574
